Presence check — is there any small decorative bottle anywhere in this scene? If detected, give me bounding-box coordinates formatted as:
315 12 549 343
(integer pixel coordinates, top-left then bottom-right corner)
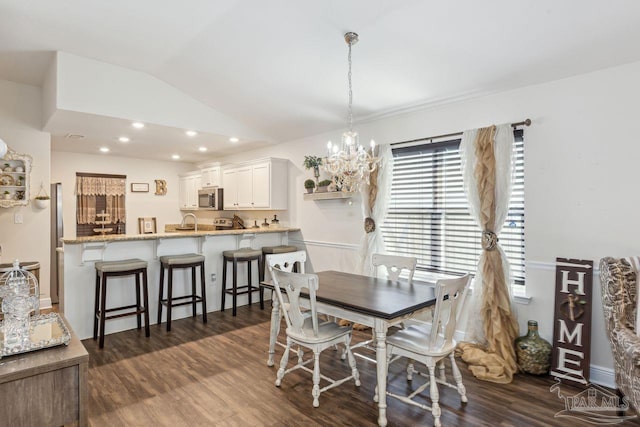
515 320 552 375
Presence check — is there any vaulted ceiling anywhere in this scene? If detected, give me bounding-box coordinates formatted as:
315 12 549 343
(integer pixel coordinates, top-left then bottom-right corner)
1 0 640 160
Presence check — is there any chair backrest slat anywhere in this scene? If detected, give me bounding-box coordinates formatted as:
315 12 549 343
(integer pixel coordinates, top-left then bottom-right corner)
372 253 417 283
266 250 307 274
429 274 471 351
269 266 319 337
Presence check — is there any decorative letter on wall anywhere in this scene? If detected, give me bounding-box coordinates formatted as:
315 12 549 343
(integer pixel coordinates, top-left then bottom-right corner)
155 179 167 195
550 257 593 387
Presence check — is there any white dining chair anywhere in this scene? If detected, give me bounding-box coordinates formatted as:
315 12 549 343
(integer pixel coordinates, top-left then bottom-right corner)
270 266 361 407
350 253 418 360
265 250 308 363
379 274 471 427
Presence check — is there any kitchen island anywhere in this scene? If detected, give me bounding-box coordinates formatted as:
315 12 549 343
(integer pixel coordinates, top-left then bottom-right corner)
61 227 300 339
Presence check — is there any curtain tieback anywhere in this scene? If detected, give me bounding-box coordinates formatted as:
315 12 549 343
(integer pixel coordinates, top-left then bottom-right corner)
481 230 498 250
364 217 375 233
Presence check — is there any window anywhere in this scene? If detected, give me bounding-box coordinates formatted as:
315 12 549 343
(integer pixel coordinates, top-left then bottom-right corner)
381 129 524 284
75 173 127 237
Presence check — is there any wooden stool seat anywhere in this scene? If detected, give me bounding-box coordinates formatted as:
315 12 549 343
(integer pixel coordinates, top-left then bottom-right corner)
221 248 263 316
94 258 150 349
158 253 207 332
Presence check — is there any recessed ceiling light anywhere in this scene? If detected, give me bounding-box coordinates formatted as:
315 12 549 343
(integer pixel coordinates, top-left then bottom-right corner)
118 136 130 143
229 137 239 143
172 154 180 160
185 130 197 137
198 147 208 152
132 122 145 129
99 147 110 153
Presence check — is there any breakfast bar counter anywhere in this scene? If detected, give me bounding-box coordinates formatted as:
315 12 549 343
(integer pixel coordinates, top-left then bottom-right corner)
61 227 301 340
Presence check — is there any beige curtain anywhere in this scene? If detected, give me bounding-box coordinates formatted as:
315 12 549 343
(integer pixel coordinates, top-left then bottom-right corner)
106 195 126 223
75 176 126 224
457 125 520 384
76 195 96 224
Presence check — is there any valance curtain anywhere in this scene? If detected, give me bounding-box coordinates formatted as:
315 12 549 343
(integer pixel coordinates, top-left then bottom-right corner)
75 176 126 224
457 124 520 384
358 144 393 275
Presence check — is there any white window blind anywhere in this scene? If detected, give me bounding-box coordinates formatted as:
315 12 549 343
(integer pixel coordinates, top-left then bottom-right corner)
381 130 525 284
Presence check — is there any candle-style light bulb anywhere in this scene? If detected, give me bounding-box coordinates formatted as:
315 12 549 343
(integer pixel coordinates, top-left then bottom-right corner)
332 145 338 154
370 139 376 154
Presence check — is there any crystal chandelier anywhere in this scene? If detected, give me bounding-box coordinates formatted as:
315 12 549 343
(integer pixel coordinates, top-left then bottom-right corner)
324 32 380 192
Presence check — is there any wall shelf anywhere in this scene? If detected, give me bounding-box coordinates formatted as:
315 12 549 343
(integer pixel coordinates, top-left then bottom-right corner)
303 191 356 201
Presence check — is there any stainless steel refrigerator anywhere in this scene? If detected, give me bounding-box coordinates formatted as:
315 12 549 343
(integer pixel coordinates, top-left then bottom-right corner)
50 182 63 304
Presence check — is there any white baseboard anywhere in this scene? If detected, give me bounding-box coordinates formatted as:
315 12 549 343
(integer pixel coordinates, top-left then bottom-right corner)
589 364 615 389
39 297 52 310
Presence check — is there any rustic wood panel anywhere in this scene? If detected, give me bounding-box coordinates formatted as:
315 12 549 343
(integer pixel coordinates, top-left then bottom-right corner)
83 304 639 427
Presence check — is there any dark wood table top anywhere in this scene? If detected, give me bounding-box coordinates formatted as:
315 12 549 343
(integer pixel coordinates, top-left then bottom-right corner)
262 270 437 320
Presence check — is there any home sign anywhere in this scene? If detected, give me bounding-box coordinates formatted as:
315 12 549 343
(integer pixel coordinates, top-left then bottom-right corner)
550 257 593 387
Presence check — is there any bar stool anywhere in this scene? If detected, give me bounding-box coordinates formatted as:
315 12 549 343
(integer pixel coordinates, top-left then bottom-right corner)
158 253 207 332
221 248 263 316
93 259 150 349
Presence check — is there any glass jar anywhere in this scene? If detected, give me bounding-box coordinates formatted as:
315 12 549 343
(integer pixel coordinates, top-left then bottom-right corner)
515 320 552 375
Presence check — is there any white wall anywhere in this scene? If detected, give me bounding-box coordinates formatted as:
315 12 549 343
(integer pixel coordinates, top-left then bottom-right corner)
0 79 51 303
217 60 640 378
50 152 194 237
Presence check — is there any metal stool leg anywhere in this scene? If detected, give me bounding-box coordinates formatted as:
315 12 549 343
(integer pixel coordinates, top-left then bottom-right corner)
200 262 207 323
191 265 197 317
247 260 253 307
232 258 238 316
135 272 142 330
158 263 165 325
142 269 150 337
93 272 100 340
98 272 108 349
221 257 227 311
167 265 174 332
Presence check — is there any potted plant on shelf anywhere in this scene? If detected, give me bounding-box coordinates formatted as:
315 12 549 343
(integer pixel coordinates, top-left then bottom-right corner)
304 179 316 194
3 190 11 200
303 156 323 184
316 179 332 193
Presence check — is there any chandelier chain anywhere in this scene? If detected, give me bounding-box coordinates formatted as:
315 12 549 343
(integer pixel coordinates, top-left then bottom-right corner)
347 39 353 133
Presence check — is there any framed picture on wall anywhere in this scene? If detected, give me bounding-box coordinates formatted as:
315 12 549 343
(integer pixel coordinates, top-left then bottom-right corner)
131 183 149 192
138 217 157 234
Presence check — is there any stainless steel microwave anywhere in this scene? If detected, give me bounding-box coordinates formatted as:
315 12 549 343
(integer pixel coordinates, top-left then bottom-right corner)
198 187 223 210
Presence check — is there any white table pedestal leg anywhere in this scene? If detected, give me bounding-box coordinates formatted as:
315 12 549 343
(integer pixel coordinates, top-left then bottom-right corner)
375 319 389 427
267 293 280 366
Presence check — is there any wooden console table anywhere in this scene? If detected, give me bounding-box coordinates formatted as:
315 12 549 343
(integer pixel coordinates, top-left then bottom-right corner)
0 317 88 426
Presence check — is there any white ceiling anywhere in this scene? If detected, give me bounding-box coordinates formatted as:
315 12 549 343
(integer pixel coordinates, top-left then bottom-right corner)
1 0 640 161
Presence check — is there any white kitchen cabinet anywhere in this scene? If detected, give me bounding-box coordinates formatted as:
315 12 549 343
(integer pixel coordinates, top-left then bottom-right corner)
200 165 221 188
178 172 201 210
222 158 287 210
222 168 239 209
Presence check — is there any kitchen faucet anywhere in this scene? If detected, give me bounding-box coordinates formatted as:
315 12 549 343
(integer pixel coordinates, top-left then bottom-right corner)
180 213 198 231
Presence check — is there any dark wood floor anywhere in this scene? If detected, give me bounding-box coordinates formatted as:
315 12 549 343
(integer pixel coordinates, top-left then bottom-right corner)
81 305 640 426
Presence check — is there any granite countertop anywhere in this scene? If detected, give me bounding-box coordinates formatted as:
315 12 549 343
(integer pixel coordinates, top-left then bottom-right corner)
62 226 300 244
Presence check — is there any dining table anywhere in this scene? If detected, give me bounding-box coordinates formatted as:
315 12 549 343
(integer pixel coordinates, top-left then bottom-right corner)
261 270 437 427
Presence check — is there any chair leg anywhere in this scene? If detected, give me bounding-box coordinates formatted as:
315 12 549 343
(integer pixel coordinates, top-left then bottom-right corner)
200 262 207 323
345 335 361 386
158 264 165 325
449 353 467 402
93 272 100 340
312 351 321 407
221 258 227 311
247 260 253 307
438 360 446 382
232 259 238 316
167 266 173 331
191 265 197 317
275 338 291 387
407 360 416 381
428 364 442 427
98 273 108 349
142 269 150 338
258 256 264 310
135 272 142 330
